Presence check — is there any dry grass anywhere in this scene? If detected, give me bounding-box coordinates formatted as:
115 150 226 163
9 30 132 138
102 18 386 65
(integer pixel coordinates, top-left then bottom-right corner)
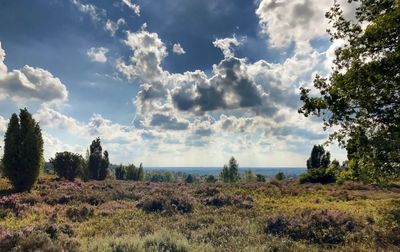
0 177 399 251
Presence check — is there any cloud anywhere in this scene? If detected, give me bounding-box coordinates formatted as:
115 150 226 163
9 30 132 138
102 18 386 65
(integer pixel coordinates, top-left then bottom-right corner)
71 0 106 23
87 47 109 63
42 132 85 160
34 106 84 133
0 43 68 104
121 0 141 16
256 0 357 51
116 28 168 81
105 18 125 36
150 113 189 130
172 43 186 55
0 115 7 136
213 36 242 58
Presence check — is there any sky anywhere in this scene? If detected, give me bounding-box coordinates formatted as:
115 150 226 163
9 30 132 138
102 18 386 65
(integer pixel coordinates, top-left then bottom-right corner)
0 0 357 167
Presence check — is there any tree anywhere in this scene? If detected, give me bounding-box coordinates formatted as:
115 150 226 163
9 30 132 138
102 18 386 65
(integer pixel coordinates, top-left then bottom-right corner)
88 138 109 180
243 169 256 182
2 109 43 192
220 164 230 182
220 157 240 183
299 1 400 183
256 174 266 182
185 174 194 184
138 163 144 181
228 157 240 182
300 145 336 184
307 145 331 170
50 152 85 181
206 175 218 183
115 164 125 180
275 172 286 181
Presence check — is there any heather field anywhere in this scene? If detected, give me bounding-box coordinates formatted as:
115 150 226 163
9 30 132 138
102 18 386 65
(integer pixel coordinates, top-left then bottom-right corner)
1 177 399 252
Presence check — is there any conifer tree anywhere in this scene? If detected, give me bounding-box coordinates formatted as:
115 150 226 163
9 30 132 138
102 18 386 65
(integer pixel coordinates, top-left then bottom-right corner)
3 109 43 192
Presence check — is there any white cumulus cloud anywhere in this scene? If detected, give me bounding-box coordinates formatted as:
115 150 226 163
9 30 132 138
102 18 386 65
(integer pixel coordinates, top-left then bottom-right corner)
87 47 109 63
172 43 186 55
0 42 68 104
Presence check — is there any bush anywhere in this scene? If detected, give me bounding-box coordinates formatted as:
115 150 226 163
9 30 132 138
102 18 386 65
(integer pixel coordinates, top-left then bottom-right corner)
256 174 266 182
137 193 193 214
185 174 194 184
66 205 94 222
299 167 336 184
205 175 217 183
265 209 357 244
3 109 43 192
50 152 85 181
202 194 253 209
275 172 286 181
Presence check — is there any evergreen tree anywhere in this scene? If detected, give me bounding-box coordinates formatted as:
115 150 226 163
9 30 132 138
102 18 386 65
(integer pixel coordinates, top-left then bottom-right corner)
88 138 109 180
138 163 144 181
220 164 230 182
220 157 240 183
306 145 331 169
185 174 194 184
3 109 43 192
115 164 125 180
300 145 336 184
228 157 240 182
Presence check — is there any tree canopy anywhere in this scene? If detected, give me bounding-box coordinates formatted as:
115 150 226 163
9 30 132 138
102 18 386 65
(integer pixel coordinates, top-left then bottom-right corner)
299 0 400 183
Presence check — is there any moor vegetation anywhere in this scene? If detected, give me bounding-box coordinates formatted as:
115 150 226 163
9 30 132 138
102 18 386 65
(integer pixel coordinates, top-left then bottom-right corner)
0 1 400 251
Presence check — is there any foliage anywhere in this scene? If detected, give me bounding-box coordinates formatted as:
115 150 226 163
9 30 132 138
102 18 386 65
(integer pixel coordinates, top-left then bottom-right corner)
220 157 240 183
137 192 194 214
243 169 256 182
2 109 43 192
88 138 109 180
66 205 94 222
1 178 400 251
145 171 173 182
123 164 144 181
265 209 358 245
299 1 400 183
275 172 286 181
306 145 330 170
185 174 194 184
205 175 217 183
300 145 336 184
256 174 266 182
50 152 85 181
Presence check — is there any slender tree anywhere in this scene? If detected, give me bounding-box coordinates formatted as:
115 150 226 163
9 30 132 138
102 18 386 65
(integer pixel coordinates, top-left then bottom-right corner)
228 157 240 182
3 109 43 192
138 163 144 181
220 164 230 182
88 138 109 180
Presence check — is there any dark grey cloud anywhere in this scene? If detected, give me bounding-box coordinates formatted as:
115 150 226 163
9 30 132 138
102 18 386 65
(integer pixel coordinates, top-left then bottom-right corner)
150 113 189 130
171 57 271 115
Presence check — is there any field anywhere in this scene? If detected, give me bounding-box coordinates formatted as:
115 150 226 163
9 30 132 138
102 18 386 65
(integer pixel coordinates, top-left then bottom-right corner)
1 177 400 251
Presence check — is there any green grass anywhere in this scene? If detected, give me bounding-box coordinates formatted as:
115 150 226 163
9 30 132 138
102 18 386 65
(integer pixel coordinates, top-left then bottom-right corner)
0 178 399 251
